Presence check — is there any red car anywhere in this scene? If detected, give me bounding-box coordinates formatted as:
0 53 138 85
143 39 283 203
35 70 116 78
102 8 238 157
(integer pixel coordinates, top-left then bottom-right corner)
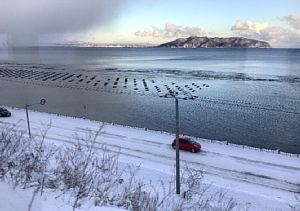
171 137 201 153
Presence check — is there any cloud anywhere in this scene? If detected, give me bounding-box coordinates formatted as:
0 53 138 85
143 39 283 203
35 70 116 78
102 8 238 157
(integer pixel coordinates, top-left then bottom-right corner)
231 20 250 31
153 28 163 37
231 20 269 34
282 12 300 29
231 13 300 47
0 0 129 45
134 27 163 37
134 22 206 39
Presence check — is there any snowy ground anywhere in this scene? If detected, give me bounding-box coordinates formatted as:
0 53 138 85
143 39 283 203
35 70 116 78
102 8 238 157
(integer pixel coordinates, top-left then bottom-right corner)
0 107 299 211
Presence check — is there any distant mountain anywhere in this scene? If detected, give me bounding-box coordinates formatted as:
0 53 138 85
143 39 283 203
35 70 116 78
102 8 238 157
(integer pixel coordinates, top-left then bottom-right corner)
158 36 271 48
45 41 155 48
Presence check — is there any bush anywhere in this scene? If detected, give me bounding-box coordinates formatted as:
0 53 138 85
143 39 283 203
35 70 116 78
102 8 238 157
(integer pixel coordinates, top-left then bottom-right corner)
0 124 253 211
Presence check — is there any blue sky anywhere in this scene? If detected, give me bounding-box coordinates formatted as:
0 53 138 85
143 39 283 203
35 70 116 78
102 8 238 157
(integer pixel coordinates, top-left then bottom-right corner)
0 0 300 47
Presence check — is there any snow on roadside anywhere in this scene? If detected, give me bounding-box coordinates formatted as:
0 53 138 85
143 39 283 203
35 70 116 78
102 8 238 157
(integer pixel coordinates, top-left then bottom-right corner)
0 107 299 210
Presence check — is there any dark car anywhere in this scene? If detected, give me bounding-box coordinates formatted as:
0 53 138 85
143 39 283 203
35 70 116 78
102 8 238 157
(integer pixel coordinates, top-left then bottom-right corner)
171 137 201 153
0 107 11 117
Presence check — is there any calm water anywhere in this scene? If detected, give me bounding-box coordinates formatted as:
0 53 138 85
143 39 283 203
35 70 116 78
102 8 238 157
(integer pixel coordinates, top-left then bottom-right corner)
1 47 300 153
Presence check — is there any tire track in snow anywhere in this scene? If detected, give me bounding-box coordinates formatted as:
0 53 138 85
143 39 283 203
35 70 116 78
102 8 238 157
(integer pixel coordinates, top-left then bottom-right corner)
44 129 300 194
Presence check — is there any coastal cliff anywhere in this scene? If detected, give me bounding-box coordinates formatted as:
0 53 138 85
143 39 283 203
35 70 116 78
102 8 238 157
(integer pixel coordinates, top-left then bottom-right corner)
158 36 271 48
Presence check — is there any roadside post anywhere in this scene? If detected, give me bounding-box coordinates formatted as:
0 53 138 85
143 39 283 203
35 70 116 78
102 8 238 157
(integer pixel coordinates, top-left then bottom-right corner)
84 105 87 119
25 98 46 138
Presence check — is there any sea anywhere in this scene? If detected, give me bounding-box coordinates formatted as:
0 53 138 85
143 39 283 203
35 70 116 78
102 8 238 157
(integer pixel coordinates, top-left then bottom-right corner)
1 47 300 154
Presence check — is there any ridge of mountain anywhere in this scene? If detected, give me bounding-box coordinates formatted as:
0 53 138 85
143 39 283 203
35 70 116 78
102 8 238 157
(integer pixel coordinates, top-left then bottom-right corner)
158 36 271 48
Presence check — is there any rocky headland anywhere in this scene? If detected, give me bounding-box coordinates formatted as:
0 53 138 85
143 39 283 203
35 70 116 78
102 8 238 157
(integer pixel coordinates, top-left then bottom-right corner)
158 36 271 48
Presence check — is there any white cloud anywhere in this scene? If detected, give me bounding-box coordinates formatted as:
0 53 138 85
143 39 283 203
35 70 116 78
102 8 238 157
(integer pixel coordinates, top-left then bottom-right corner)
248 21 269 32
134 26 164 38
134 29 153 37
165 22 181 34
231 13 300 47
135 22 206 39
231 20 269 34
232 20 249 31
181 26 206 37
153 29 163 37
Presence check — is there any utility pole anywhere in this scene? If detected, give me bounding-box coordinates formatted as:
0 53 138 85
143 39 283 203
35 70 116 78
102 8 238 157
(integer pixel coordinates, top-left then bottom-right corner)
175 98 180 194
161 91 196 194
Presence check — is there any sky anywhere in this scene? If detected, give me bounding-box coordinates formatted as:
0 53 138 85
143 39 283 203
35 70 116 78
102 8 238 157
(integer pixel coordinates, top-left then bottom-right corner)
0 107 299 210
0 0 300 47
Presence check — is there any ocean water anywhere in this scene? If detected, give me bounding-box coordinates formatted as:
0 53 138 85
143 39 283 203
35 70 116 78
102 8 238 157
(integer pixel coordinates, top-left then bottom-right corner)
1 47 300 153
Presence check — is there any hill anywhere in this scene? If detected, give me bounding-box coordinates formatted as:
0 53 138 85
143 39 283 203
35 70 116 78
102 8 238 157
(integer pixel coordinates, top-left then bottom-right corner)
158 36 271 48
